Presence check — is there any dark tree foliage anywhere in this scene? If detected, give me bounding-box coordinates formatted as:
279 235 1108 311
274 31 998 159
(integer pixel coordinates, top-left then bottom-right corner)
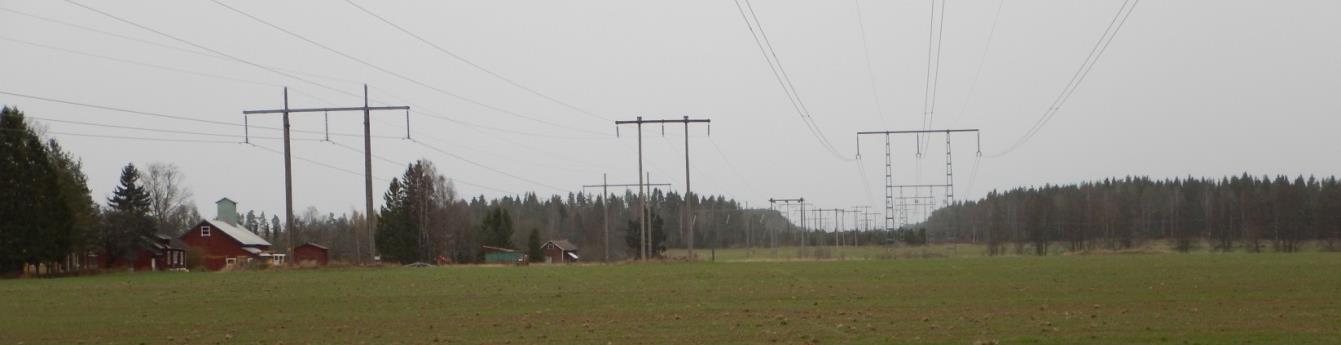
0 107 74 274
624 211 666 259
376 177 417 263
922 175 1341 255
479 206 514 250
527 228 543 262
101 163 155 267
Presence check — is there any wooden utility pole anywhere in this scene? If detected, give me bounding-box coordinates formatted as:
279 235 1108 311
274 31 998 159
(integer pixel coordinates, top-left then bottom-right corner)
582 177 670 262
242 85 408 263
616 116 710 260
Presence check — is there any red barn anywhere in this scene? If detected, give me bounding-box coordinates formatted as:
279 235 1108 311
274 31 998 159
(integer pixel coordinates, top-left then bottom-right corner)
132 234 188 271
293 243 329 266
541 240 579 263
179 198 274 271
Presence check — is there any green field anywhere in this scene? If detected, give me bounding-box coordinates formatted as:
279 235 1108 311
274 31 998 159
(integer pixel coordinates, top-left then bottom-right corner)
3 251 1339 344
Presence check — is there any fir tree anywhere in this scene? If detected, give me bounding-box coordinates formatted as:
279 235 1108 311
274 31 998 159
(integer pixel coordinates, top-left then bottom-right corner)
101 163 155 268
527 228 543 262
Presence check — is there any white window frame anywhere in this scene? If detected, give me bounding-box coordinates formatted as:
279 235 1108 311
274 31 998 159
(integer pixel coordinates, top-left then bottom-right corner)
225 257 237 266
201 225 212 237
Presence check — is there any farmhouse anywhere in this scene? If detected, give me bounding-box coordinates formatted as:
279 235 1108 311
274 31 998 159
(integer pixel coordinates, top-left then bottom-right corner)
131 234 188 271
292 243 329 266
179 198 275 271
541 240 579 263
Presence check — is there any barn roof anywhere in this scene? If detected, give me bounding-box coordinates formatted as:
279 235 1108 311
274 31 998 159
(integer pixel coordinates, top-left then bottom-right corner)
204 220 271 247
481 245 518 253
545 240 577 251
298 242 328 250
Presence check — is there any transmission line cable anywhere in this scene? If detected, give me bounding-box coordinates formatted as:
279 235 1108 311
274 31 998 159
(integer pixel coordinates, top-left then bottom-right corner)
989 0 1139 157
851 0 884 125
206 0 604 136
949 0 1004 127
731 0 853 161
341 0 610 123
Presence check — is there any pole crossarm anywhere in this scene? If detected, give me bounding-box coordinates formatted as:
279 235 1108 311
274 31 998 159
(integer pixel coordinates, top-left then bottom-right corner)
614 118 711 125
855 128 980 158
240 85 407 265
582 183 671 189
615 116 711 260
891 184 952 188
243 106 409 115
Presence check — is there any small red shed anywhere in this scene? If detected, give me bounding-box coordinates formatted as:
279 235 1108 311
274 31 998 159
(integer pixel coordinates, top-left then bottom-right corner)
293 243 329 266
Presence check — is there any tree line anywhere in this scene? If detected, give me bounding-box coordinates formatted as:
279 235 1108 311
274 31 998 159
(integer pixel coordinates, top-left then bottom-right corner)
3 106 807 273
921 175 1341 255
369 160 805 263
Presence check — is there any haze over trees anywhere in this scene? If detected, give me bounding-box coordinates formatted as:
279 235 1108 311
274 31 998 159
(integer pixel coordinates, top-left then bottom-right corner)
921 175 1341 254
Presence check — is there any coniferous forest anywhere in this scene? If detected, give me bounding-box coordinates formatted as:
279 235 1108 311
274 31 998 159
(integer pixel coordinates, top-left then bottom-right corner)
920 175 1341 254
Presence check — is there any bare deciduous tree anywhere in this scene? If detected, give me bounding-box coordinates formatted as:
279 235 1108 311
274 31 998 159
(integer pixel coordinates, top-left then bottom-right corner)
144 162 197 235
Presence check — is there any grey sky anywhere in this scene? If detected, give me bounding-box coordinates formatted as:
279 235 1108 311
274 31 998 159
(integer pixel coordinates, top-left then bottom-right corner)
2 0 1338 225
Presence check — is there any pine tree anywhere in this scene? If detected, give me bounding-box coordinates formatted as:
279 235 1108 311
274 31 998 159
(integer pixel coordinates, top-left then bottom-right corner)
102 163 155 268
527 228 543 262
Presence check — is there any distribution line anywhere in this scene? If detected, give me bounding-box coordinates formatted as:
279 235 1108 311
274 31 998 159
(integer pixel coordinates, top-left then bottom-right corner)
1 89 397 139
26 116 308 141
0 35 343 107
1 127 238 144
61 0 396 110
0 6 219 61
342 0 610 123
706 136 763 197
326 139 518 195
412 140 567 192
207 0 605 136
249 143 390 183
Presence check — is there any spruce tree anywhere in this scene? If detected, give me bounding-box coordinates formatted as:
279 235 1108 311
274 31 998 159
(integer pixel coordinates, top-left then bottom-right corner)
102 163 155 267
527 228 543 262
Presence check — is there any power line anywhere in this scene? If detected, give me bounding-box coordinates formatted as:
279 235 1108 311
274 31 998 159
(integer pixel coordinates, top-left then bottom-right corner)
341 0 610 123
206 0 605 136
412 140 567 192
2 89 239 127
850 0 884 125
948 0 1005 128
0 35 338 107
1 89 396 139
249 143 390 182
327 139 517 195
990 0 1139 157
732 0 852 161
26 115 296 141
61 0 388 108
2 127 240 144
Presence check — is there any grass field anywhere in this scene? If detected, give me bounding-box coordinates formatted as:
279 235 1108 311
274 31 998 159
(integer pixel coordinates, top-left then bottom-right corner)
3 251 1339 344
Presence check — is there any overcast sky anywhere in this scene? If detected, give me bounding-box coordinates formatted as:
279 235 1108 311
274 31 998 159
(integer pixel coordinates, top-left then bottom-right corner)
2 0 1338 227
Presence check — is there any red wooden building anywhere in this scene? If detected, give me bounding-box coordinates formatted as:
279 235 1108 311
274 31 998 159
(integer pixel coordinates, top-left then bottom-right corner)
292 243 329 266
179 198 275 271
541 240 579 263
132 234 188 271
